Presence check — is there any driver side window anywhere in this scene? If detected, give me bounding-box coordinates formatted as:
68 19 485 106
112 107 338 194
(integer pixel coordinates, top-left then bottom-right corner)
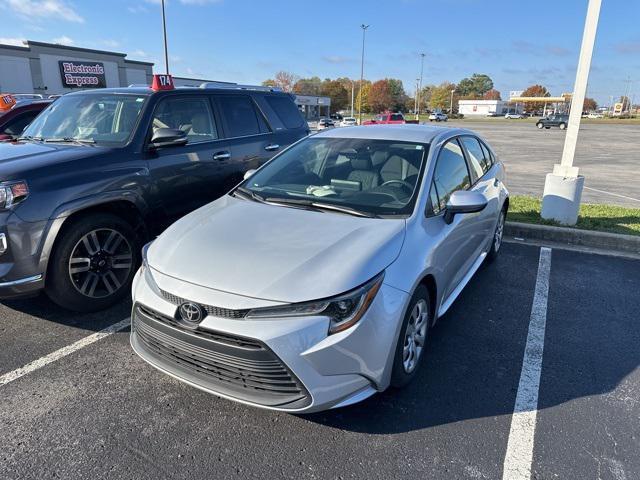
428 138 471 215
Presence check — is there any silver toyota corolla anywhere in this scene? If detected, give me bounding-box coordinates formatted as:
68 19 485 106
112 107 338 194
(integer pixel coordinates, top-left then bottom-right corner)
130 124 509 413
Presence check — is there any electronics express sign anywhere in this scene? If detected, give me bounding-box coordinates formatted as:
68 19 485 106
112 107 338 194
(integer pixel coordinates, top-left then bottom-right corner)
58 61 107 88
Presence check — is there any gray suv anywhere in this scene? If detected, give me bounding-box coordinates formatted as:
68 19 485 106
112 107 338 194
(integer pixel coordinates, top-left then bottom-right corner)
0 83 308 311
536 114 569 130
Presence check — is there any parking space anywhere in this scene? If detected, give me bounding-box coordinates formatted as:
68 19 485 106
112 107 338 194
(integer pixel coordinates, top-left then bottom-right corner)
1 242 638 479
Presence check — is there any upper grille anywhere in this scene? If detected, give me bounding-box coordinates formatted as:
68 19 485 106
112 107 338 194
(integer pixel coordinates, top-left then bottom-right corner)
160 289 249 319
133 305 311 408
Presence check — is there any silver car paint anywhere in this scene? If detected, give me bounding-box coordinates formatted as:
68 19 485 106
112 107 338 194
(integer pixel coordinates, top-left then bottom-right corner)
132 124 509 412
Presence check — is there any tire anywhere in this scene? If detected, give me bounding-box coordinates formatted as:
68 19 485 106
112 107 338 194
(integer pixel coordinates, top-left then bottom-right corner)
45 213 141 312
537 122 544 129
559 122 566 130
391 285 431 388
545 127 550 129
486 207 506 263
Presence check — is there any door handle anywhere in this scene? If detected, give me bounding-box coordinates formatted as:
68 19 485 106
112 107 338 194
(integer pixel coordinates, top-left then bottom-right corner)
265 144 280 152
493 178 500 187
213 151 231 161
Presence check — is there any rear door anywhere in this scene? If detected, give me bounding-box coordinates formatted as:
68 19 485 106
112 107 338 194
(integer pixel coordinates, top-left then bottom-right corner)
212 94 276 191
258 93 309 150
146 94 224 222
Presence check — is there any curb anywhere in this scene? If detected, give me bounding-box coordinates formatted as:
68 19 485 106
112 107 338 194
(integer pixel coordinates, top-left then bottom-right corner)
504 221 640 255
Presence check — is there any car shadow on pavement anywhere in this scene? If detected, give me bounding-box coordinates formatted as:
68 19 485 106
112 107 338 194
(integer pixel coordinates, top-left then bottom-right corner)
1 293 132 332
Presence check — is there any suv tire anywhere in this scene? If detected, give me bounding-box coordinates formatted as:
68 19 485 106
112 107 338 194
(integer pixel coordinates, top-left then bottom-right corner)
537 122 544 129
46 213 141 312
486 207 506 263
559 122 567 130
391 285 431 388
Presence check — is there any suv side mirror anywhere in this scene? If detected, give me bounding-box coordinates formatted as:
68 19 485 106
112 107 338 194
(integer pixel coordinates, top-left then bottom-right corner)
243 169 257 181
149 128 188 149
444 190 488 224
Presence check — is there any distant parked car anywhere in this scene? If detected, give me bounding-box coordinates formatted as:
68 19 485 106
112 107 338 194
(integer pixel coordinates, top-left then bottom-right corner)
588 112 603 119
486 112 500 117
317 118 335 130
362 112 419 125
504 112 524 119
330 113 343 122
340 117 357 127
536 114 569 130
428 112 448 122
0 99 53 141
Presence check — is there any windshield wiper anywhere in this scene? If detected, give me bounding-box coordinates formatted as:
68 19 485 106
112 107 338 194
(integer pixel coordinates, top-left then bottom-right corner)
233 186 267 203
264 197 376 218
44 137 96 145
17 135 44 142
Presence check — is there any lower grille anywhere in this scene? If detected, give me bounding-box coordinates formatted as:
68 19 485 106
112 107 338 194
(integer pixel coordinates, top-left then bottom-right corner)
132 304 311 408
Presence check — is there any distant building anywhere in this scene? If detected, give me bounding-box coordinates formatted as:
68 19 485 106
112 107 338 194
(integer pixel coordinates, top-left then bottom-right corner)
294 95 331 120
458 99 522 116
0 40 153 95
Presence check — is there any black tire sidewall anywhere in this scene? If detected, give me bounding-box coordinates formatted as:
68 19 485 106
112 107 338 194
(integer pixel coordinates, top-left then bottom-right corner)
46 213 141 312
390 285 430 388
486 208 506 263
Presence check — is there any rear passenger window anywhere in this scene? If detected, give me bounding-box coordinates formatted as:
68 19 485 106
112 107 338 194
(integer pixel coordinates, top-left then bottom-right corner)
460 136 488 180
152 97 218 144
217 95 262 137
432 140 470 211
265 95 304 128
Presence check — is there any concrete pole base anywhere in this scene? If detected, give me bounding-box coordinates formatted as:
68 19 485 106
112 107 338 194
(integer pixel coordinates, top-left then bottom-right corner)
541 173 585 226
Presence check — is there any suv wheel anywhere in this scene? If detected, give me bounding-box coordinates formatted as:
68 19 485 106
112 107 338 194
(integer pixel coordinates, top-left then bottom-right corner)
391 285 431 388
536 122 544 129
559 122 567 130
46 213 141 312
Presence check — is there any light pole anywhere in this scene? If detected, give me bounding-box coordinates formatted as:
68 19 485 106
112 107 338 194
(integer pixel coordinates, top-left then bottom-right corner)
350 80 355 118
414 79 419 115
416 53 425 119
161 0 170 74
540 0 602 226
450 89 455 114
358 24 369 125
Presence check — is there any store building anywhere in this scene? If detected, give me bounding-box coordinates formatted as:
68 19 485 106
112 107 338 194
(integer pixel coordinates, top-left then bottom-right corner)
294 95 331 120
458 99 522 116
0 40 153 95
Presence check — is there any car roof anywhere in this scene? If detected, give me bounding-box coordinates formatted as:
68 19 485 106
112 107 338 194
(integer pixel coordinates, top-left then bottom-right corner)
314 124 471 144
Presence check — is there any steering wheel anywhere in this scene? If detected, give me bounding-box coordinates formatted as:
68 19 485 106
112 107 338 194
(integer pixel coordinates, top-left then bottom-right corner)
380 179 413 193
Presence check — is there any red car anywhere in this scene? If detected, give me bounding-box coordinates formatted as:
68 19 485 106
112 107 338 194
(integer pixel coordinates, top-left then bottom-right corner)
0 99 53 141
362 112 419 125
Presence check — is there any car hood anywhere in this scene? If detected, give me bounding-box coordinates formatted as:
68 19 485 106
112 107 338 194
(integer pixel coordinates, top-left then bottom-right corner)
148 195 406 303
0 141 110 178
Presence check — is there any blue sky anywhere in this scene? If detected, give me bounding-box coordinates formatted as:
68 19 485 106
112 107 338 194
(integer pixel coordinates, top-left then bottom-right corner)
1 0 639 105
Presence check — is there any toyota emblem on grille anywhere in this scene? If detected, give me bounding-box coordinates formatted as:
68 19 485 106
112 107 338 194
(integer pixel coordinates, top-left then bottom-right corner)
178 302 203 324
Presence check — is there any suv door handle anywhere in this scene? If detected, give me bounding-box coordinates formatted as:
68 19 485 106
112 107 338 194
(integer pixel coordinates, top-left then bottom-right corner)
213 151 231 161
265 144 280 152
494 178 500 187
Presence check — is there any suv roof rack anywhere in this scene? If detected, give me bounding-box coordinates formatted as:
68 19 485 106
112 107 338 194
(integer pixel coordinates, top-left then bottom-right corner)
199 82 282 92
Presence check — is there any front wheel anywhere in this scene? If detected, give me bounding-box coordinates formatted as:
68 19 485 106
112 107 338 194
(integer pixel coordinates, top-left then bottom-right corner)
45 213 141 312
486 208 506 263
391 286 431 388
559 122 567 130
537 122 544 129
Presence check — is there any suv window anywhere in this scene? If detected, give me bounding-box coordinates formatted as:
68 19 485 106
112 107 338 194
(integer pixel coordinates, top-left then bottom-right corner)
430 139 470 213
3 111 39 136
217 95 263 137
152 96 217 144
265 95 303 128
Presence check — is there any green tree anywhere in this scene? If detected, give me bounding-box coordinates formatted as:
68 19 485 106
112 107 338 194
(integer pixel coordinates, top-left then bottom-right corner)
293 76 322 95
386 78 408 111
320 79 349 112
430 82 457 111
355 81 372 114
262 79 277 87
457 73 494 98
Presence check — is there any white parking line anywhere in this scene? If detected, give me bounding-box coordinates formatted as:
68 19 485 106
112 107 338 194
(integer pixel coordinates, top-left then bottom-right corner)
583 186 640 203
0 317 130 387
502 247 552 480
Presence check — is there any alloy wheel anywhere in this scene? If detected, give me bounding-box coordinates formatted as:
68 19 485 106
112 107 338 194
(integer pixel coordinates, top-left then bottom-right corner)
403 299 429 373
68 228 133 298
494 211 505 253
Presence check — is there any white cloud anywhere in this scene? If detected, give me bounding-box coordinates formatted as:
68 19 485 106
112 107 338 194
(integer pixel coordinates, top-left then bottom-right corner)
102 39 121 48
144 0 221 5
52 35 74 45
131 49 149 58
4 0 84 23
0 37 26 47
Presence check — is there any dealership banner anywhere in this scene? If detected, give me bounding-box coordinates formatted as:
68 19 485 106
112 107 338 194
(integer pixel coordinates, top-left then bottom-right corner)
59 61 106 89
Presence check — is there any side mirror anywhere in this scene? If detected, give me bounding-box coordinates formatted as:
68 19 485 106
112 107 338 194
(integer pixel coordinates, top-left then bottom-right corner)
243 169 257 181
149 128 187 149
444 190 488 224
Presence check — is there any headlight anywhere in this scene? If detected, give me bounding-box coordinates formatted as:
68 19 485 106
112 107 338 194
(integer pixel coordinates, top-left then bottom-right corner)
246 272 384 335
0 181 29 209
141 242 162 296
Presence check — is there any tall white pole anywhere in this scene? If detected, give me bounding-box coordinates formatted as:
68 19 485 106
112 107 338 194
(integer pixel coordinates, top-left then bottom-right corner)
357 24 369 125
558 0 601 173
161 0 169 74
541 0 602 226
350 81 355 118
416 53 425 119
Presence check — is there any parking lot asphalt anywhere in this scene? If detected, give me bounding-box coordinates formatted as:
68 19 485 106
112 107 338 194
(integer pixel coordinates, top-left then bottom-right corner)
1 242 638 480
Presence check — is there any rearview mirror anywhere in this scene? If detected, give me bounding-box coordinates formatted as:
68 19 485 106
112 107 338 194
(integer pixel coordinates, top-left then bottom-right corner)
444 190 488 224
243 169 257 181
149 128 188 149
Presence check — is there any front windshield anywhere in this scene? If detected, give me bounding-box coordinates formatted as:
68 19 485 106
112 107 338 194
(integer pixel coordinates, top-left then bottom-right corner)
241 137 429 217
22 93 147 146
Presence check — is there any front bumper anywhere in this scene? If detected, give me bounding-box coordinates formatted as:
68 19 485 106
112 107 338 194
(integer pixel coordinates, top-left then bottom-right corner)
130 267 409 413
